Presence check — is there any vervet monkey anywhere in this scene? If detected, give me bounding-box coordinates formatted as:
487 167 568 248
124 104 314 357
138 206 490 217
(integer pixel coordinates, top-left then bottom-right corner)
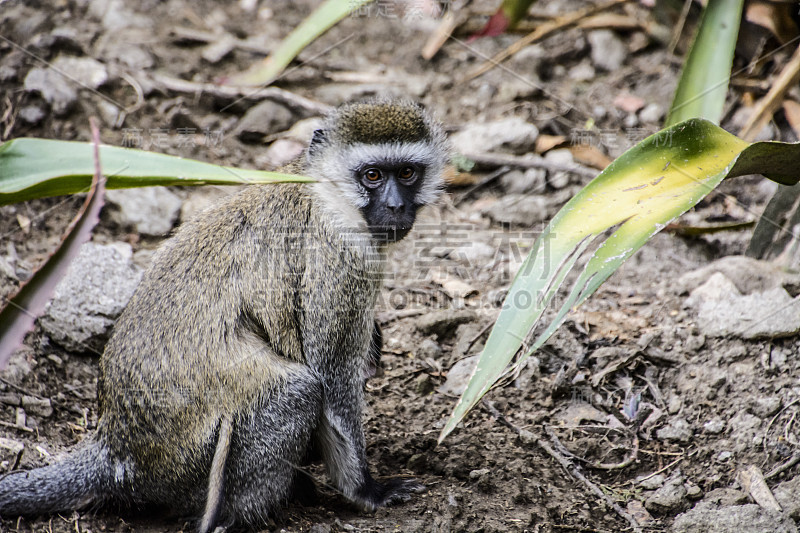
0 98 448 532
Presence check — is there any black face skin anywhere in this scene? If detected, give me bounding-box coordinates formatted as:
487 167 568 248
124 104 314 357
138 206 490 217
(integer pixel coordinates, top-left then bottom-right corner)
357 162 424 243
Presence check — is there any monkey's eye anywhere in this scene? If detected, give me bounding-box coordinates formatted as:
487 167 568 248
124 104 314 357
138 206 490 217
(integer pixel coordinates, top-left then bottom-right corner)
362 168 382 184
398 166 416 182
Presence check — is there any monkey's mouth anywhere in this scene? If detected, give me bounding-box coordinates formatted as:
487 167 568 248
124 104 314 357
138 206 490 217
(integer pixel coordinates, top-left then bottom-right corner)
369 224 413 243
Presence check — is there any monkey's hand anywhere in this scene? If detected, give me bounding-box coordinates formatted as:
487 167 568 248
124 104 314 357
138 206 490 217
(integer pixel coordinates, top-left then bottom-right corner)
356 475 426 510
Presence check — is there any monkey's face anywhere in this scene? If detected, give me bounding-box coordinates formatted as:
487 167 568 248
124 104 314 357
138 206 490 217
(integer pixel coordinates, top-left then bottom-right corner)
356 162 423 242
306 100 450 242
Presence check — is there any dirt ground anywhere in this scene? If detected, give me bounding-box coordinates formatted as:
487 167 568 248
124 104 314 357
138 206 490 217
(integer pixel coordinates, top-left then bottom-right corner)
2 0 800 532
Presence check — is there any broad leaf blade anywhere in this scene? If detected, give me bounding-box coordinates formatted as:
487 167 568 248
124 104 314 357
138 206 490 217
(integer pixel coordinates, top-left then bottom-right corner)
439 119 800 442
666 0 744 126
0 138 311 206
223 0 373 87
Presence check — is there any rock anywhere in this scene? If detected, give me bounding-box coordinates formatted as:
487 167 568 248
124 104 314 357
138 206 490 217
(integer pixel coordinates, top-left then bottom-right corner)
18 105 45 125
482 194 548 226
667 396 682 415
451 117 539 155
513 356 540 390
89 0 151 31
702 488 748 507
236 100 296 143
656 418 692 443
686 272 800 339
671 504 796 533
703 417 726 434
416 309 477 338
544 149 574 189
452 323 484 359
51 56 108 89
106 187 183 236
469 468 490 480
40 242 142 352
258 138 305 168
773 475 800 520
495 77 539 103
24 67 77 115
417 338 443 359
623 113 639 128
685 483 703 500
728 411 762 452
678 255 800 295
587 30 627 72
2 348 33 385
500 168 546 194
639 103 664 123
0 437 24 455
438 355 479 396
98 39 154 70
458 241 496 265
717 451 733 461
415 374 435 396
637 474 665 490
645 472 686 512
21 396 52 418
568 60 595 81
750 396 782 418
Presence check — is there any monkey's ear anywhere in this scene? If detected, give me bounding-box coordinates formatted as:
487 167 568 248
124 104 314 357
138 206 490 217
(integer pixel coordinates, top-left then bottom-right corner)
307 129 327 164
310 129 327 150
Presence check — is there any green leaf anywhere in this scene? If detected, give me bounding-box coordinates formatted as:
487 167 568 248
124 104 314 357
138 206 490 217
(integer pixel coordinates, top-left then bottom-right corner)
0 138 312 206
439 119 800 442
223 0 373 87
666 0 744 126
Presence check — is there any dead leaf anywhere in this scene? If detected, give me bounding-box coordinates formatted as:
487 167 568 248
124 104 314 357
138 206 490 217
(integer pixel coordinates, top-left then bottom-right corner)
738 464 782 512
568 144 613 170
431 270 479 299
626 499 654 526
557 403 607 426
534 134 567 153
444 166 479 187
746 1 799 44
16 214 30 234
782 100 800 139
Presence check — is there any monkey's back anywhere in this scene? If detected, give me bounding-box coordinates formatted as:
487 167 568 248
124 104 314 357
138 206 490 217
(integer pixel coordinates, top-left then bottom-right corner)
96 182 380 505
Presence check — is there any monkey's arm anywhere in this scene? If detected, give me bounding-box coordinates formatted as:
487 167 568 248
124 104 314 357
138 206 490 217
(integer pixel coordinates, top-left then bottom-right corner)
301 264 422 509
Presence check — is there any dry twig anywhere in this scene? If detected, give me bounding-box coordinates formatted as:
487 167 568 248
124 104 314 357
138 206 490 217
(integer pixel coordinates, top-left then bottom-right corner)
465 0 629 81
481 400 643 533
464 152 597 179
740 44 800 141
149 72 333 116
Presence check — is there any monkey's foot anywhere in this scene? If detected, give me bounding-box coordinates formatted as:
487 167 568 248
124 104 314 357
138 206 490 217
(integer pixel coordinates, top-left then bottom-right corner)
358 477 426 510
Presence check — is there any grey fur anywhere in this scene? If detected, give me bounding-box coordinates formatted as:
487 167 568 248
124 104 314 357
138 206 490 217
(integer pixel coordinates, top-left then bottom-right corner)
0 99 444 530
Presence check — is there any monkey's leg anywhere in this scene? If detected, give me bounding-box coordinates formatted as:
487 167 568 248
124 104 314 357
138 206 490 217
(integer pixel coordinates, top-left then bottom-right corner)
315 370 424 511
220 369 323 528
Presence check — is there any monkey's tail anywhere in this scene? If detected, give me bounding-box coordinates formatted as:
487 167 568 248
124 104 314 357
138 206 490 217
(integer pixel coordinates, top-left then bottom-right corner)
0 439 114 517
